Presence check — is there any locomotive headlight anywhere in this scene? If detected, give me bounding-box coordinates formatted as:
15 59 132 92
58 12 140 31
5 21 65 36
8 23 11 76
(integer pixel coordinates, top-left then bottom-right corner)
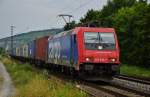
85 57 94 62
110 58 116 62
111 58 115 62
86 58 90 61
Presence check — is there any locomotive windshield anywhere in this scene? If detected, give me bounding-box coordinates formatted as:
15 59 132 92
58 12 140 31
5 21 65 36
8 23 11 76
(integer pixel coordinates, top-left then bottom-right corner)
84 32 115 50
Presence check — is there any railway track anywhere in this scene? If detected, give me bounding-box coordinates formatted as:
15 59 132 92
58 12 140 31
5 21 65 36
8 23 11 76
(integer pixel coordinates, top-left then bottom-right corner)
115 74 150 83
76 82 145 97
47 72 150 97
111 74 150 96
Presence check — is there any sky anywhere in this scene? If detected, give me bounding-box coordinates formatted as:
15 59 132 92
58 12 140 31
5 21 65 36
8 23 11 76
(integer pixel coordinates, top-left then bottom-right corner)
0 0 108 39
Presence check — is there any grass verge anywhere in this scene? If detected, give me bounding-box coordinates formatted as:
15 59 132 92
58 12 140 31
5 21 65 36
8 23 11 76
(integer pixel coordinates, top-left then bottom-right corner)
120 64 150 78
0 76 3 85
0 76 3 92
1 57 87 97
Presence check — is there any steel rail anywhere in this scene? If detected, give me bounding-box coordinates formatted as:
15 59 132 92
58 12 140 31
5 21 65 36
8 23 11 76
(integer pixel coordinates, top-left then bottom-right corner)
111 74 150 96
115 74 150 84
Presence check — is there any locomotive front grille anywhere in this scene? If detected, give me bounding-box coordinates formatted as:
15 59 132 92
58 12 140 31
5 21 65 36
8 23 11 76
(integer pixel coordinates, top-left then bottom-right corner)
80 63 119 75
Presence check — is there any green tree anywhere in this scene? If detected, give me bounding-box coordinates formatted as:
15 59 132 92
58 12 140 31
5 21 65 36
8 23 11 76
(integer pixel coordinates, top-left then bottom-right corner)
80 9 101 24
113 3 150 66
63 21 76 31
101 0 136 17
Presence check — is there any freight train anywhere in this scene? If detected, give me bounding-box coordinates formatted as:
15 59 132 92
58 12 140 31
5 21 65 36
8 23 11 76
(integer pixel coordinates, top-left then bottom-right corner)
12 27 120 80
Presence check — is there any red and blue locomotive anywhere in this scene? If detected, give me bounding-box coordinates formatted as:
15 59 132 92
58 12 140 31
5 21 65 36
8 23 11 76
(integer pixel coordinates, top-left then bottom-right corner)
13 27 120 80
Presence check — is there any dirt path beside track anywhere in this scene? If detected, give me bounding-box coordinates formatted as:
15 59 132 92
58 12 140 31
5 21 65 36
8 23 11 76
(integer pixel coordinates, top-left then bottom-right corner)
0 62 15 97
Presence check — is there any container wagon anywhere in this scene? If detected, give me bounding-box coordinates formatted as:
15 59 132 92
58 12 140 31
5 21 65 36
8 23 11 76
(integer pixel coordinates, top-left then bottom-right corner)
35 36 49 65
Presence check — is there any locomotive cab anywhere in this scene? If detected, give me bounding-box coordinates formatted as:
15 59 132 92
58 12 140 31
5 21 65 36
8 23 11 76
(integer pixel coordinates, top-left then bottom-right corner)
75 27 120 78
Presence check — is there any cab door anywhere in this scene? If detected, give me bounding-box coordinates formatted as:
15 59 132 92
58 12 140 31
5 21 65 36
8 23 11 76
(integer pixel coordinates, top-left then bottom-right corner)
71 34 78 67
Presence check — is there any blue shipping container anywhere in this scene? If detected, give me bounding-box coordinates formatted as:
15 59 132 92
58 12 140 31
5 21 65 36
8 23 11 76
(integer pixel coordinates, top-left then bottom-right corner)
28 40 35 59
48 35 71 65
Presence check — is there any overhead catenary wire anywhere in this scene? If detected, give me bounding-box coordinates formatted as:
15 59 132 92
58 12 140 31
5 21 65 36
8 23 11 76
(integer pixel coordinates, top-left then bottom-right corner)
56 0 95 26
48 0 99 28
67 0 93 14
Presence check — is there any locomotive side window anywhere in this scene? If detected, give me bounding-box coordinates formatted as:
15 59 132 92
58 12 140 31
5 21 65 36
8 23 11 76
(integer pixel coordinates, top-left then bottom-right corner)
84 32 115 50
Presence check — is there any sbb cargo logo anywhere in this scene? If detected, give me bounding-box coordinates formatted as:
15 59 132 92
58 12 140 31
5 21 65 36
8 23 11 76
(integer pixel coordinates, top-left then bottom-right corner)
48 41 61 61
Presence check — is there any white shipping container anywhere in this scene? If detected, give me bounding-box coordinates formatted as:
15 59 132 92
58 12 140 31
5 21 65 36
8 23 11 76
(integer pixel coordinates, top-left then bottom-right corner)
22 44 28 58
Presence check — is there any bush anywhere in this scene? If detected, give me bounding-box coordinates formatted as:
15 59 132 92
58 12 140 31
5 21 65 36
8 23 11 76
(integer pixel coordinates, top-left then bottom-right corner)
0 48 5 55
